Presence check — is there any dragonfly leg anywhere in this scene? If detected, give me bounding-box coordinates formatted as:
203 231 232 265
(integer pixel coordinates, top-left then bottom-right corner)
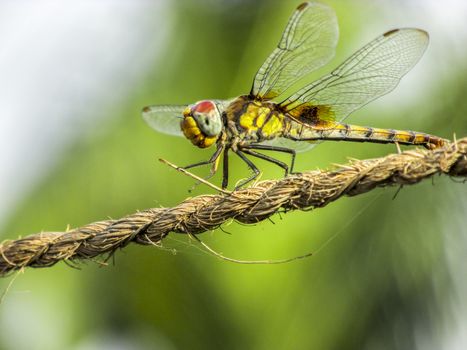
234 151 260 189
244 144 296 174
181 145 224 192
241 148 289 177
183 144 224 171
222 147 230 189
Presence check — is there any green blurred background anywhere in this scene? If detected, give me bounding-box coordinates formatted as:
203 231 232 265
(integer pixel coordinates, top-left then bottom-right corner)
0 1 466 349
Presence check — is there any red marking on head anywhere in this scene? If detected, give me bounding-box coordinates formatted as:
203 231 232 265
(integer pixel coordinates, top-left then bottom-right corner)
193 100 214 114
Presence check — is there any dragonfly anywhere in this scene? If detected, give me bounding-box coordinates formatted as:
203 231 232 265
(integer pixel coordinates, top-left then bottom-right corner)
142 2 446 189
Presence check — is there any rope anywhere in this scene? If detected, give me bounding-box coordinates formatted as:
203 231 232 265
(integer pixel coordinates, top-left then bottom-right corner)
0 137 465 276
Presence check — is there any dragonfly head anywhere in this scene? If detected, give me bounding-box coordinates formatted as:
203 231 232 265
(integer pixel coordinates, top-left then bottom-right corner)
181 100 222 148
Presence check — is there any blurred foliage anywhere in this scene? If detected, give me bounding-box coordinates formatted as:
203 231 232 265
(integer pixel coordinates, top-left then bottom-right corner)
0 1 466 349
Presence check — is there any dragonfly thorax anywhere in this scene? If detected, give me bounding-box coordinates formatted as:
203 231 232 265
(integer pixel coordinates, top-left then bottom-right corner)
181 100 222 148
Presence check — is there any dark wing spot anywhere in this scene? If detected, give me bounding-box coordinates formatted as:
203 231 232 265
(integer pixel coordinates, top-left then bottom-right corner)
384 29 400 37
142 106 151 113
288 104 335 126
298 106 319 124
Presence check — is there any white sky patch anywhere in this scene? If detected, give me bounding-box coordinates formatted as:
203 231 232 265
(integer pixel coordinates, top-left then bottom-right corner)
0 0 170 226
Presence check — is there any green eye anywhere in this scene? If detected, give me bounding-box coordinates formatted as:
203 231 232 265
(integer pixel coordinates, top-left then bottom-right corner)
192 110 222 137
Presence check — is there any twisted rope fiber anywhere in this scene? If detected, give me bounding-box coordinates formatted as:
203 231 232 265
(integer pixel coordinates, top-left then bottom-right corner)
1 138 466 276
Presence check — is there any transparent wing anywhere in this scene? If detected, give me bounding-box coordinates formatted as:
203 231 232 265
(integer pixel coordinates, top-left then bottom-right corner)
260 137 318 153
281 28 429 122
141 104 186 137
251 2 338 100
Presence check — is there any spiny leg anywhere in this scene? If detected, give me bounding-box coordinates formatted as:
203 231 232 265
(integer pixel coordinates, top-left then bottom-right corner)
183 144 223 191
234 150 260 189
205 145 224 181
241 148 289 176
246 144 296 174
183 144 223 173
222 146 230 189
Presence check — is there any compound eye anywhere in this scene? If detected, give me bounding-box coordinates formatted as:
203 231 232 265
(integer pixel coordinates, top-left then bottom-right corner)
196 112 217 136
190 102 222 137
192 110 208 124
